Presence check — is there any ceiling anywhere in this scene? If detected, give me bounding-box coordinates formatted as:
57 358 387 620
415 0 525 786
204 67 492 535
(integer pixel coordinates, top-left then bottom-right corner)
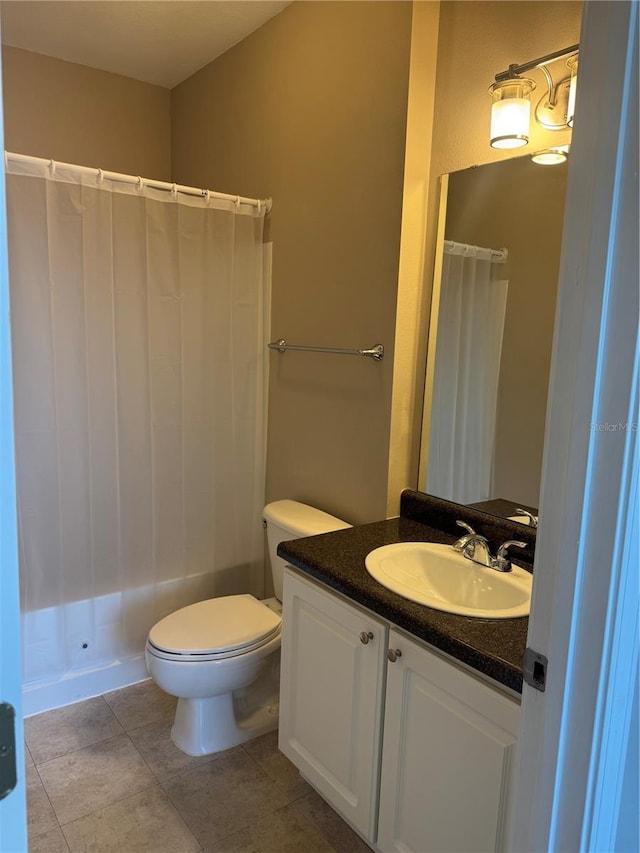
0 1 292 89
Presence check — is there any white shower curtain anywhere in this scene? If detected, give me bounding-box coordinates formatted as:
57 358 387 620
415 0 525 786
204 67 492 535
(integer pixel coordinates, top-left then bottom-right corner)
427 243 508 505
6 159 269 689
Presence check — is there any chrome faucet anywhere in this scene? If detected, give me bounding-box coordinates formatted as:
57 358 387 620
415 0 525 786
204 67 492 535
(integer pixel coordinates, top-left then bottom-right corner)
452 520 527 573
515 508 539 528
452 520 478 552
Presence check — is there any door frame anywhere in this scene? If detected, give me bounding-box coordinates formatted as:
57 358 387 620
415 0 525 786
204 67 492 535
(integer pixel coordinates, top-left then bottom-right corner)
509 2 639 849
0 31 28 853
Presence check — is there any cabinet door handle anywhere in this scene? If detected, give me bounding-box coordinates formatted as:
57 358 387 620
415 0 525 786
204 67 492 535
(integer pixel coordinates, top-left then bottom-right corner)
359 631 374 645
387 648 402 662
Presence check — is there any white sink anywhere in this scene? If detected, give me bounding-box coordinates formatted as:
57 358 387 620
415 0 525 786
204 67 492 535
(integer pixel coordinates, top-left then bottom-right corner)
508 515 532 525
365 542 532 619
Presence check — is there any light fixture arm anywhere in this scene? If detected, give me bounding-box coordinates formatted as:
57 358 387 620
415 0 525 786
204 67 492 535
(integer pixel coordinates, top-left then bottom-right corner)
494 43 579 82
539 65 557 106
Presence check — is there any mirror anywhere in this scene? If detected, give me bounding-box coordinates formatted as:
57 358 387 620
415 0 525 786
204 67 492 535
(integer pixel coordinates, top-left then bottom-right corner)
419 155 568 521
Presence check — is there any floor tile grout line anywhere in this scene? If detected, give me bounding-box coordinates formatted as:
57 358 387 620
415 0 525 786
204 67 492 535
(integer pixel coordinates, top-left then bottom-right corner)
160 787 203 852
35 732 160 829
239 741 286 786
25 693 122 737
123 729 164 783
185 806 284 852
55 783 202 853
95 691 133 732
115 711 176 736
30 725 130 770
152 744 249 788
55 777 165 830
240 742 312 804
275 783 313 806
120 727 224 787
160 753 289 851
100 682 177 733
236 746 294 803
27 686 368 851
25 695 127 767
31 761 62 836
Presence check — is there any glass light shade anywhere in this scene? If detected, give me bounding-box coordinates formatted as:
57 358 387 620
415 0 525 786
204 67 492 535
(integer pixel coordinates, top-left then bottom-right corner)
489 78 535 149
566 56 578 127
531 146 569 165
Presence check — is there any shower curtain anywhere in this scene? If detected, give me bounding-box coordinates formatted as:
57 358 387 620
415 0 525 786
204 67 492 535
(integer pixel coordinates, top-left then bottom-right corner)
6 158 269 695
427 242 508 505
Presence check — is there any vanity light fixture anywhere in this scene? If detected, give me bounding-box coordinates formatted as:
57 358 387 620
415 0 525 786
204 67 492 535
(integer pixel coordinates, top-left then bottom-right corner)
489 44 579 150
489 77 535 149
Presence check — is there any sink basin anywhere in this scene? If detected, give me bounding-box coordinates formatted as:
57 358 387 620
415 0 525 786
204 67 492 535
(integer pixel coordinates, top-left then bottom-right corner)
365 542 532 619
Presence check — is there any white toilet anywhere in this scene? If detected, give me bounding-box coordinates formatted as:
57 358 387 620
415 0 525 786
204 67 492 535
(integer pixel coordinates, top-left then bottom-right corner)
145 500 350 756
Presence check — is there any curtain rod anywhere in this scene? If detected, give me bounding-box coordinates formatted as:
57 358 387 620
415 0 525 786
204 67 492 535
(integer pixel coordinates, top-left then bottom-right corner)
4 151 272 214
443 240 508 262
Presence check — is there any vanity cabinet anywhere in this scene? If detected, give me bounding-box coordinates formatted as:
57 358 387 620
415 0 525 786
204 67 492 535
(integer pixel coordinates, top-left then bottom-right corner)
279 569 387 841
279 568 521 852
377 628 520 853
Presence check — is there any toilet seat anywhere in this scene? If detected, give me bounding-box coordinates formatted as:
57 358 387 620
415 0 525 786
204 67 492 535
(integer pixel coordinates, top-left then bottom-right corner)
147 594 282 662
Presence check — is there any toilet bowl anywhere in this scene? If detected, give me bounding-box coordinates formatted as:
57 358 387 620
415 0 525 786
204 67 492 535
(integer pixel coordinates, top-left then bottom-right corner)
145 500 350 756
145 594 282 755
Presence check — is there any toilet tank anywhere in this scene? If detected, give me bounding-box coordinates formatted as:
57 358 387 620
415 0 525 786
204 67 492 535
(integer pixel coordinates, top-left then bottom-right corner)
263 500 351 601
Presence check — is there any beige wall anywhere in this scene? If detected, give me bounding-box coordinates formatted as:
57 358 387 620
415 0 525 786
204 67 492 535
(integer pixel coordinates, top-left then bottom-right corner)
430 1 581 177
444 157 568 507
389 0 582 505
1 1 583 523
387 1 441 517
172 1 413 525
2 47 171 179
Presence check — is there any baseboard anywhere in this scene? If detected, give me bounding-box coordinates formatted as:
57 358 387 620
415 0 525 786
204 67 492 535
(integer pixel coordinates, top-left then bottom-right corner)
22 656 149 717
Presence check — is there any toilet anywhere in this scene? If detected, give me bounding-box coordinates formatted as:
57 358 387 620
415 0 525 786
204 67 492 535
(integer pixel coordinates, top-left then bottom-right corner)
145 500 350 756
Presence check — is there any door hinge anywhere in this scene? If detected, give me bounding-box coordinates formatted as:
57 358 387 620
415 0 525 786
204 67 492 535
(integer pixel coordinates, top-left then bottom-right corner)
0 702 17 801
523 648 548 692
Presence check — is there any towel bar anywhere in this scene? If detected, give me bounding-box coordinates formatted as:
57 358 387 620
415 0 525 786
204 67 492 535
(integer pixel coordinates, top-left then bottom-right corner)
267 339 384 362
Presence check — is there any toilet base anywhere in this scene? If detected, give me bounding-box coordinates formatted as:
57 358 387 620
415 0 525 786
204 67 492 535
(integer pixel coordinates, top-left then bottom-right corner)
170 656 280 756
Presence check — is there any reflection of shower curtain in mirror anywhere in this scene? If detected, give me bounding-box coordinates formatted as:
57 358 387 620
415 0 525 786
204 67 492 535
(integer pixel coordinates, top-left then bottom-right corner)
6 159 269 692
427 244 508 504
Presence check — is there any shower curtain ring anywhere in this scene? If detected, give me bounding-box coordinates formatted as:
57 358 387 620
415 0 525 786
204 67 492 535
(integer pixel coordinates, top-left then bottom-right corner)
97 169 104 185
49 159 56 178
136 176 144 191
235 195 241 211
171 183 178 197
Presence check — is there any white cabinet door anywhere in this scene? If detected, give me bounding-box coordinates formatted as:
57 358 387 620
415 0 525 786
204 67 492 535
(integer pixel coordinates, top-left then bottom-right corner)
377 629 521 853
279 570 387 841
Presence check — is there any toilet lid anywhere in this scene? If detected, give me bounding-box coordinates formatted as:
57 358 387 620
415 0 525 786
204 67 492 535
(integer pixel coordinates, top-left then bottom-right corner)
148 594 281 655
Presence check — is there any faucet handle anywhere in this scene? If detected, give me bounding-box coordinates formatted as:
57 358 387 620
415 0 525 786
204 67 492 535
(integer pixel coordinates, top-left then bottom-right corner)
515 508 538 527
496 540 527 572
452 520 476 552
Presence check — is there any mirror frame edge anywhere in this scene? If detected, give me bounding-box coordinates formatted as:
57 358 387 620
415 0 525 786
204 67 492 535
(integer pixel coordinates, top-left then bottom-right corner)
417 173 449 492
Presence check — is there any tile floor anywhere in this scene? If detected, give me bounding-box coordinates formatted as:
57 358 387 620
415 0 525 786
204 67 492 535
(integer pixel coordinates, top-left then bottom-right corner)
24 680 372 853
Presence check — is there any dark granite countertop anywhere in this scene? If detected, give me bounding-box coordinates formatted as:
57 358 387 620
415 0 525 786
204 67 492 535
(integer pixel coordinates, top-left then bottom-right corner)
468 497 538 520
278 491 535 694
